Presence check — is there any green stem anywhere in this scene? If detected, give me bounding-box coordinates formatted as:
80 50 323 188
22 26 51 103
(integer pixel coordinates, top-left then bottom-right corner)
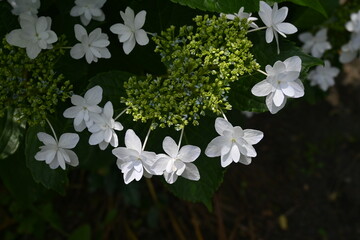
142 127 152 151
45 118 58 142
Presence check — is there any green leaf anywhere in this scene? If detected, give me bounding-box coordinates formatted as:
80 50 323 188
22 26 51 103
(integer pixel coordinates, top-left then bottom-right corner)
168 0 259 13
280 0 327 17
25 125 69 195
0 109 25 160
166 119 225 210
69 224 91 240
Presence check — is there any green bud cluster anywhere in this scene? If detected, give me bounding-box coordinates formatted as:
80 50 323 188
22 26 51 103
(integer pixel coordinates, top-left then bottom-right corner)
122 15 259 130
0 37 72 126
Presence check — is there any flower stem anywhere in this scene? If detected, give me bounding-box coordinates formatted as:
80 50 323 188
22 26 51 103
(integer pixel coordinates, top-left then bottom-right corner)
115 107 130 120
142 127 152 151
247 26 267 33
220 109 228 121
257 69 268 76
45 118 58 142
177 128 184 152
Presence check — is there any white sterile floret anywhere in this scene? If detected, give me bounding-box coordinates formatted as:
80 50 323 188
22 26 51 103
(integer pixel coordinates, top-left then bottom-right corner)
225 7 258 29
345 10 360 33
112 129 158 184
70 24 111 64
251 56 304 114
308 60 339 91
339 43 358 63
205 118 263 168
110 7 149 55
6 14 58 59
153 136 200 184
35 132 80 170
70 0 106 26
299 28 332 58
258 1 297 54
63 85 103 132
7 0 40 16
88 101 123 150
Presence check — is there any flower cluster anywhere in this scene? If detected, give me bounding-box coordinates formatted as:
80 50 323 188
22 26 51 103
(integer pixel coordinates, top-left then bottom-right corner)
122 15 259 130
340 10 360 63
0 38 72 126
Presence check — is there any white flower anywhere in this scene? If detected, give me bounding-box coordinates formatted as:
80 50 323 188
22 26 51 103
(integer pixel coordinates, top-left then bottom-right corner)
205 118 263 167
258 1 297 54
251 56 304 114
308 60 339 91
88 101 123 150
112 129 157 184
63 85 103 132
7 0 40 16
70 24 111 64
153 136 200 184
6 14 58 59
299 28 332 58
345 10 360 33
110 7 149 55
70 0 106 26
225 7 258 29
35 132 79 170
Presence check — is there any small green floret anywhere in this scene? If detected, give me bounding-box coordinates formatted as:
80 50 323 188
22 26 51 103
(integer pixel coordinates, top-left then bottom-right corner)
122 15 260 130
0 37 72 126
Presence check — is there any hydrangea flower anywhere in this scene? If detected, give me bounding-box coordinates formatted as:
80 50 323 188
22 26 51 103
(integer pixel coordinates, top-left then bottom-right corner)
205 118 263 167
258 1 297 53
88 101 123 150
63 85 103 132
251 56 304 114
7 0 40 16
70 24 111 64
70 0 106 26
299 28 332 58
112 129 157 184
225 7 258 29
110 7 149 55
153 136 200 184
308 60 339 91
345 10 360 33
339 42 359 63
35 132 79 170
6 14 58 59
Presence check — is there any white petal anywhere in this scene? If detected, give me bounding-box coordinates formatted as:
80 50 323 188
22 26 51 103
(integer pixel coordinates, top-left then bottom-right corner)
243 129 264 145
284 56 302 72
220 150 233 167
214 117 233 136
26 44 41 59
229 144 240 163
6 30 27 48
74 24 87 42
205 136 231 157
58 133 79 149
125 129 142 153
84 85 102 105
277 22 297 35
103 101 114 119
56 151 66 170
164 172 178 184
135 29 149 46
162 136 178 158
70 44 85 60
37 132 56 145
266 92 287 114
265 28 274 43
251 80 273 96
65 149 79 167
182 163 200 181
89 131 104 145
134 10 146 29
259 1 272 27
178 145 201 163
273 89 285 107
123 35 136 54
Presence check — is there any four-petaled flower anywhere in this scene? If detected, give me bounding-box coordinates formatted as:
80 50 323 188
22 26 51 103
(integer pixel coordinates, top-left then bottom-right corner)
70 0 106 26
225 7 258 29
308 60 339 91
63 85 103 132
205 118 263 167
299 28 332 58
70 24 111 64
110 7 149 55
251 56 304 114
88 101 123 150
258 1 297 54
6 14 58 59
35 132 80 170
112 129 157 184
154 136 200 184
7 0 40 16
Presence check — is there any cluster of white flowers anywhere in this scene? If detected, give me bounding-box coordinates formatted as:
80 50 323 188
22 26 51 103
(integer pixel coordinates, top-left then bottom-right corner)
340 10 360 63
5 0 149 60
